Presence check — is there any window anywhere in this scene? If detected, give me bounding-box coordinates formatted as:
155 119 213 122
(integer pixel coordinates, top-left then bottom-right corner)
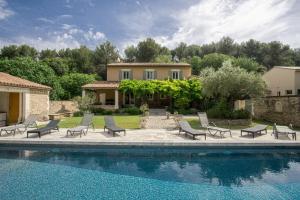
145 69 155 80
171 70 181 80
298 89 300 95
277 91 281 96
286 90 293 95
160 94 167 99
121 70 131 80
146 93 154 100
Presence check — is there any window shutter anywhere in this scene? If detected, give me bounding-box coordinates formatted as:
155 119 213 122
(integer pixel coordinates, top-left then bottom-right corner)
179 70 183 80
119 71 122 80
143 70 147 80
169 70 172 79
129 70 133 80
154 70 157 79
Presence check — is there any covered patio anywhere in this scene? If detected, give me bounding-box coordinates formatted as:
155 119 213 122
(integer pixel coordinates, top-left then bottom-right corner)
82 81 120 110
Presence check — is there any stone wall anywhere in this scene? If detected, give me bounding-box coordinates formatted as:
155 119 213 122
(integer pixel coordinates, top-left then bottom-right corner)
252 96 300 127
29 90 49 120
49 100 79 114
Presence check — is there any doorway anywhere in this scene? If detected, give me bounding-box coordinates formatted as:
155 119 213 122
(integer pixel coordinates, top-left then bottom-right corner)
8 93 20 124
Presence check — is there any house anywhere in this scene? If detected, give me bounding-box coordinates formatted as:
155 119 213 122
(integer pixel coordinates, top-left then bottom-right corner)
263 66 300 96
82 63 191 109
0 72 51 125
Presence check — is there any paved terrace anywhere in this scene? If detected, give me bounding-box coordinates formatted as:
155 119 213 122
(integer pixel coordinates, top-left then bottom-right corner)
1 128 300 147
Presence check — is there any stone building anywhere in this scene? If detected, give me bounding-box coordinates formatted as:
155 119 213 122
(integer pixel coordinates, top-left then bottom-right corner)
0 72 51 125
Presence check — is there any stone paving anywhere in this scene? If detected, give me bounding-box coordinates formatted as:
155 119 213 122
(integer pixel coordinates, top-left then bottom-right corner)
144 109 177 129
0 128 299 143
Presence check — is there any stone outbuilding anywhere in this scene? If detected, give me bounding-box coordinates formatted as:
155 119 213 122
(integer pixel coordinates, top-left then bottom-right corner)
0 72 51 125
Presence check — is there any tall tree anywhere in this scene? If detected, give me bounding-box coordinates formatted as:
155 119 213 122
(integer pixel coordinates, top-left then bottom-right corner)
0 45 38 59
93 41 119 79
124 45 137 62
40 49 58 60
173 42 187 60
216 37 239 56
136 38 161 62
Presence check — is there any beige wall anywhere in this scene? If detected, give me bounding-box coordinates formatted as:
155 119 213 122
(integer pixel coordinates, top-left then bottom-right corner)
29 89 49 120
50 101 79 114
263 68 296 96
107 66 191 81
0 92 9 113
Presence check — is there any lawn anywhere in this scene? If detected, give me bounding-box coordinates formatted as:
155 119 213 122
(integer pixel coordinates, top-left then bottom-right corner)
59 115 141 129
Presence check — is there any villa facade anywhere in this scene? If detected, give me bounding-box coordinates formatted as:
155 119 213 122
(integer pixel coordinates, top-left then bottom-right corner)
263 66 300 96
82 63 192 109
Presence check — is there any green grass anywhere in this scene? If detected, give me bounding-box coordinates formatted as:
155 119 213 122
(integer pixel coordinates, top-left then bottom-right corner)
186 118 274 130
59 115 141 129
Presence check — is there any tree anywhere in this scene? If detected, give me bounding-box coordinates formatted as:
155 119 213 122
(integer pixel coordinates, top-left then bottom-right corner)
173 42 187 60
187 56 202 75
241 39 263 62
199 53 232 70
71 46 94 73
0 45 38 59
201 60 266 104
136 38 161 62
59 73 96 100
294 48 300 66
93 41 119 79
0 57 63 99
42 57 70 76
154 55 172 63
40 49 58 60
232 57 265 73
216 37 239 56
124 45 137 62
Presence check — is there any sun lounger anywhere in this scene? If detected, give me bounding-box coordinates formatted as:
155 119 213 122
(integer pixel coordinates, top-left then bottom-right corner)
104 116 126 136
178 121 206 140
0 114 38 136
198 112 231 137
27 120 60 138
66 113 94 137
273 123 296 140
241 125 268 138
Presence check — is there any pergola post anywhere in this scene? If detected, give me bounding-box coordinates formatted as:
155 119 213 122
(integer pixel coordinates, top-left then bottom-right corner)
114 90 119 109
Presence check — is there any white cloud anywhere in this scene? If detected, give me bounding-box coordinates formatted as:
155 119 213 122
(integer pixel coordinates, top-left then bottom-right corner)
83 28 106 41
0 0 14 20
156 0 299 48
58 14 73 19
37 17 54 24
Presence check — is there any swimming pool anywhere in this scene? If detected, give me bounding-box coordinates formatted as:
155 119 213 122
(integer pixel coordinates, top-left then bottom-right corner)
1 147 300 200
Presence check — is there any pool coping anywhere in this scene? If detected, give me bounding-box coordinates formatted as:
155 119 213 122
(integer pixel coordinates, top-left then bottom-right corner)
1 139 300 148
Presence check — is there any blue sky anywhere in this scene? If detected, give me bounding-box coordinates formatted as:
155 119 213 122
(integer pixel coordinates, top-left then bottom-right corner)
0 0 300 52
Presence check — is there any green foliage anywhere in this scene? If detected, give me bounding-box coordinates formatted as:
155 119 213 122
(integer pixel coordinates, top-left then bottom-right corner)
119 106 142 115
0 45 38 59
59 73 96 99
201 60 266 102
207 101 250 119
124 45 137 62
199 53 232 70
154 55 173 63
73 94 96 113
136 38 162 62
119 79 202 109
0 57 63 99
232 57 265 73
42 57 70 76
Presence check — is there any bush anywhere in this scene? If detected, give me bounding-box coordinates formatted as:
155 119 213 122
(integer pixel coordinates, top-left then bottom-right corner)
207 101 250 119
73 111 84 117
176 108 198 115
90 107 105 115
174 97 190 109
119 106 142 115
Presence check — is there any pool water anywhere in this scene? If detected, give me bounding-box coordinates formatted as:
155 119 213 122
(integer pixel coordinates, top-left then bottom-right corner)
1 148 300 200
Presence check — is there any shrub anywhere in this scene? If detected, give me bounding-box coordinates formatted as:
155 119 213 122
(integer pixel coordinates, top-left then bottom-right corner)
90 107 105 115
174 97 190 109
73 111 84 117
207 101 251 119
231 109 251 119
119 106 142 115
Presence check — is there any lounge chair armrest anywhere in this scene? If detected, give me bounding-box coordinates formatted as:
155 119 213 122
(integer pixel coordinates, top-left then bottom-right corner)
209 122 217 127
289 123 294 130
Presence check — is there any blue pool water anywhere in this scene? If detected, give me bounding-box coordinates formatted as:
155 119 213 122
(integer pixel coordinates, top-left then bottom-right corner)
1 147 300 200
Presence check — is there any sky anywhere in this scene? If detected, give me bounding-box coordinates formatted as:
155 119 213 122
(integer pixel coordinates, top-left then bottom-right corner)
0 0 300 52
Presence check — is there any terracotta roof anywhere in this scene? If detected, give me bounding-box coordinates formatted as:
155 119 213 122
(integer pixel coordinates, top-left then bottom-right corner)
108 63 190 67
82 81 119 89
0 72 51 90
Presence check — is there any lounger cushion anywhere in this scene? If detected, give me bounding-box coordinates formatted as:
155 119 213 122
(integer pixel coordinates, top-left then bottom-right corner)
242 125 268 133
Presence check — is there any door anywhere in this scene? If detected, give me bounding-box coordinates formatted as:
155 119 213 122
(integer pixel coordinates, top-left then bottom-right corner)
99 93 106 105
8 93 20 124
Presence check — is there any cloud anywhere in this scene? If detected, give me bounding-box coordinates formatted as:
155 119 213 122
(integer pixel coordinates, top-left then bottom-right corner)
58 14 73 19
37 17 54 24
155 0 298 48
0 0 14 20
83 28 106 41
